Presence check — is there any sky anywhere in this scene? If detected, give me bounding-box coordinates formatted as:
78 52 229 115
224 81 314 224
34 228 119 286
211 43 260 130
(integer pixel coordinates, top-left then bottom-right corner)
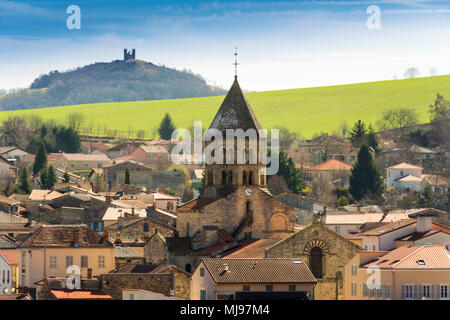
2 0 450 91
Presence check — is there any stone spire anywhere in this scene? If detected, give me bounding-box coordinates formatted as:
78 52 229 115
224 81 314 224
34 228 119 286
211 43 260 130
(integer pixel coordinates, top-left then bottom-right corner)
208 78 262 135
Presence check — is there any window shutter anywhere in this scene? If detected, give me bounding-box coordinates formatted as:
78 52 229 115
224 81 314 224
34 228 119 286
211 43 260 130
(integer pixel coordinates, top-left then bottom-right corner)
418 285 423 299
431 285 434 299
414 285 418 300
402 285 405 300
437 285 441 299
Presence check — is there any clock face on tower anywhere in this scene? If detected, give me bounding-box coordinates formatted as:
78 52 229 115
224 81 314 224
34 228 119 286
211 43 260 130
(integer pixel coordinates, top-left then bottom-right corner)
245 188 252 196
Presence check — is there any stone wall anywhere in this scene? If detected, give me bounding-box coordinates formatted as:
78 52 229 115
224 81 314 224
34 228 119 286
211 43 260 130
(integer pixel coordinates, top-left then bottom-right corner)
144 233 169 264
101 273 173 300
265 223 361 300
177 186 296 250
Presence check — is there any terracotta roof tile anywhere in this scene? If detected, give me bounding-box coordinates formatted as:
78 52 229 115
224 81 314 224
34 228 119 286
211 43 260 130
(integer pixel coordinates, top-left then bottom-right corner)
49 289 112 300
28 190 63 201
386 162 423 170
362 245 450 269
307 159 352 171
17 225 114 248
0 250 18 264
201 258 317 284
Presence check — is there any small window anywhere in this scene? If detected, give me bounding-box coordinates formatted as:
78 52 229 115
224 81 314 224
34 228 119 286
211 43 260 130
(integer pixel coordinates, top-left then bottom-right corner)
98 256 105 268
351 282 357 297
243 285 250 292
200 268 205 277
81 256 88 268
385 284 391 299
66 256 73 268
417 260 426 265
266 285 273 292
289 285 296 292
440 285 449 299
143 223 149 232
200 289 206 300
50 256 57 268
372 245 376 251
422 285 431 299
404 285 414 300
352 264 357 276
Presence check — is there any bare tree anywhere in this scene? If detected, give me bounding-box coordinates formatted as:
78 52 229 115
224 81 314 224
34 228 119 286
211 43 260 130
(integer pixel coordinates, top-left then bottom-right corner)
404 67 419 79
66 112 85 132
339 120 349 138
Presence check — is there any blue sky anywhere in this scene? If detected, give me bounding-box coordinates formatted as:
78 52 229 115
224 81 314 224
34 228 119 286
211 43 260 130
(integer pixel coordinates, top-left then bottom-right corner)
2 0 450 91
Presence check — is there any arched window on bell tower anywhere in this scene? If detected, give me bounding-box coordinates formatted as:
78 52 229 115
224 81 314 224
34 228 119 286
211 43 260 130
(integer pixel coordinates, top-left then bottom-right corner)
228 171 233 185
222 170 227 185
243 171 247 185
249 171 253 185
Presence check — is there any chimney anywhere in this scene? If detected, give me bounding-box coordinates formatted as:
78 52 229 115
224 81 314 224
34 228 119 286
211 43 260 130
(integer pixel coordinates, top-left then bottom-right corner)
357 205 361 213
132 207 135 216
223 263 229 272
73 230 79 246
416 215 432 233
323 206 327 215
118 215 124 228
106 195 112 204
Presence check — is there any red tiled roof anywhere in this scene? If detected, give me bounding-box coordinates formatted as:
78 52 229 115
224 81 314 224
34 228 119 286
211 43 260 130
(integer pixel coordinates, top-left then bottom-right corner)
362 245 450 269
307 159 352 171
386 162 422 170
81 142 110 151
221 238 281 258
0 250 18 264
49 289 112 300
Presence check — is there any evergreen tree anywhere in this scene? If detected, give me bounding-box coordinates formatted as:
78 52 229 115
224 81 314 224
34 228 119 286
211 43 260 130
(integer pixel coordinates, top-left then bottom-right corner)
33 141 48 175
416 184 435 208
125 167 131 185
18 167 33 194
63 171 70 183
278 150 306 194
349 145 384 201
366 124 380 153
39 166 48 189
350 120 367 147
45 165 57 189
158 113 176 140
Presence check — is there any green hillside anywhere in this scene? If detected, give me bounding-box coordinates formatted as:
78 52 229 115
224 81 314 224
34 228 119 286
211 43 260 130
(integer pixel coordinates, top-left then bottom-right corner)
1 75 449 138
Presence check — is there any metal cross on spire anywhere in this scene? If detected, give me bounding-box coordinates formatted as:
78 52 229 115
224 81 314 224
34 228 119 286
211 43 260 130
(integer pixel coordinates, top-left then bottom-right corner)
233 47 239 79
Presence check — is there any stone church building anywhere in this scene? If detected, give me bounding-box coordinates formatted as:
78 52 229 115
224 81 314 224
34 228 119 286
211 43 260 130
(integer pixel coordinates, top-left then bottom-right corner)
145 77 297 272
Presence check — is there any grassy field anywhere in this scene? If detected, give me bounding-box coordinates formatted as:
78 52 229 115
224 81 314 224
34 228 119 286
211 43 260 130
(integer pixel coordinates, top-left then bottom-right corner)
1 75 450 138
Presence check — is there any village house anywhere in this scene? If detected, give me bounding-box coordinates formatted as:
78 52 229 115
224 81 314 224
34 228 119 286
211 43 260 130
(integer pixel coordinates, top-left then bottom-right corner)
129 144 170 170
80 141 111 154
35 277 112 300
114 246 145 266
386 162 449 193
345 245 450 300
105 215 175 243
0 211 43 240
102 207 147 228
49 153 113 171
104 142 145 159
102 160 153 187
0 195 20 215
0 250 18 294
347 213 450 252
102 263 190 300
0 155 18 185
306 158 353 187
0 147 34 169
297 134 356 165
191 258 317 300
25 189 63 217
322 208 410 236
17 225 115 298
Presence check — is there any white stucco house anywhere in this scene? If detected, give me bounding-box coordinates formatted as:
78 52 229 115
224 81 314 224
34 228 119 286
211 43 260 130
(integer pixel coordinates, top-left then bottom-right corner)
386 162 425 192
